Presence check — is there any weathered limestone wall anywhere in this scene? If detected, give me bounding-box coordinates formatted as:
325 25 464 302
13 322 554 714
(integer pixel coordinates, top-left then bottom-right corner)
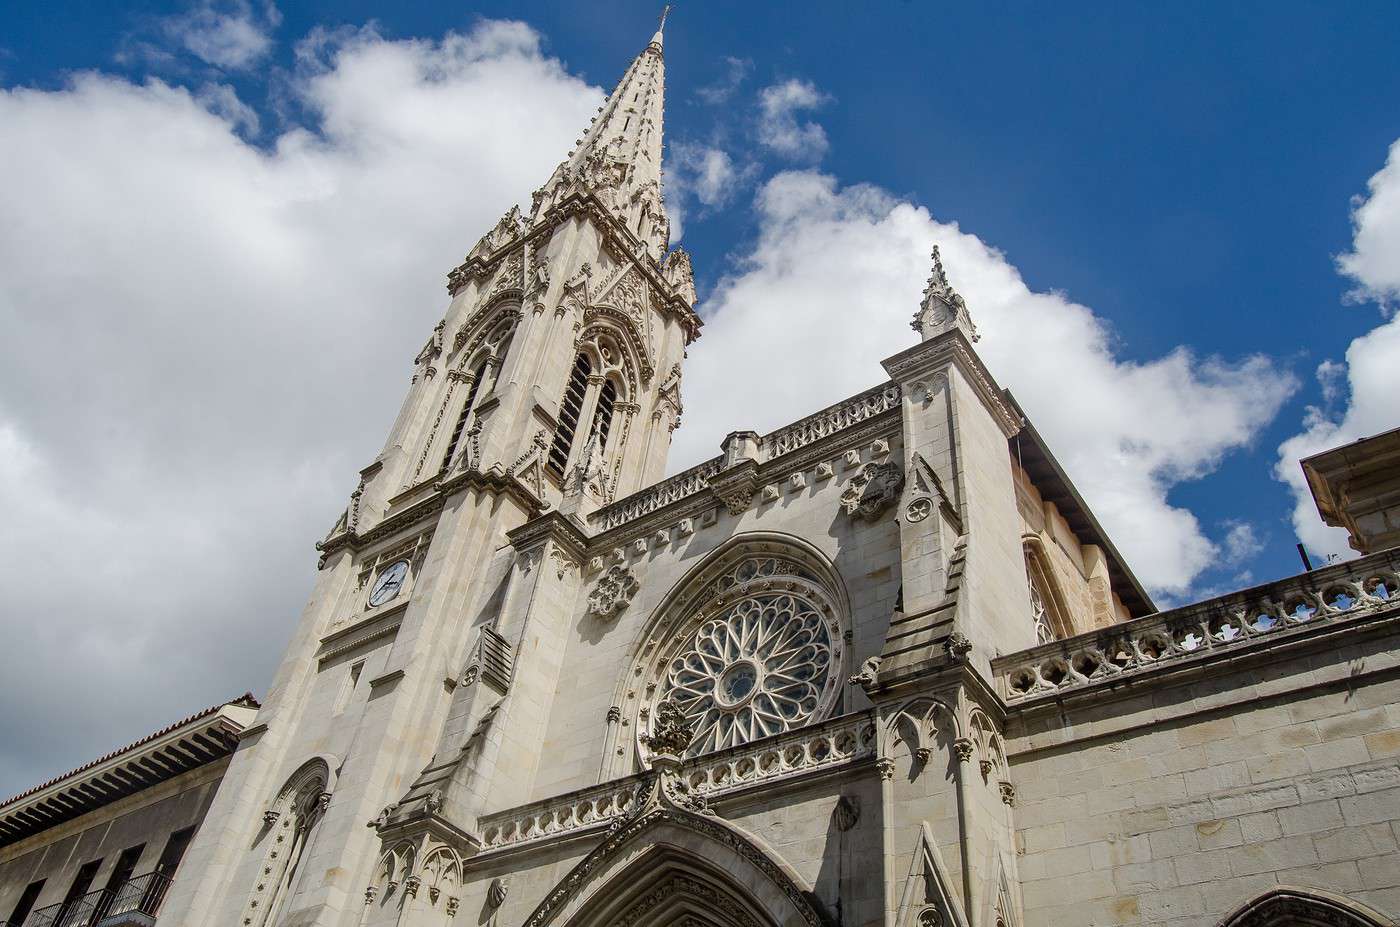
1006 626 1400 927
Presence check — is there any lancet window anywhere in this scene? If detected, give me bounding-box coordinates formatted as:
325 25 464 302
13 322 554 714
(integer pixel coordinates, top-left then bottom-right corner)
247 760 330 927
547 331 631 482
440 359 487 472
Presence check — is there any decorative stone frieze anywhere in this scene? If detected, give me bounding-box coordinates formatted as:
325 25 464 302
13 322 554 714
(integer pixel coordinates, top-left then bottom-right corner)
588 564 641 618
841 461 905 520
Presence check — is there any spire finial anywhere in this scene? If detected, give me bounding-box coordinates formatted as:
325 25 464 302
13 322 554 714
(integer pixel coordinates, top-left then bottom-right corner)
913 243 979 343
651 5 670 48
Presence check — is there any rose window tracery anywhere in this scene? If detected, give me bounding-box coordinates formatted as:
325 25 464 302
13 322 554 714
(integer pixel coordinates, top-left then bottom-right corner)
643 556 844 760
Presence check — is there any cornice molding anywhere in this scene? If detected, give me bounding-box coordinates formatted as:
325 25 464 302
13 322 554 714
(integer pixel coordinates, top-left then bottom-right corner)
882 331 1022 438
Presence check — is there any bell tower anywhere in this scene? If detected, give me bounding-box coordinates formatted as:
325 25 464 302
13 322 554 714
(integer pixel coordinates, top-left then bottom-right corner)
158 20 699 927
357 17 698 532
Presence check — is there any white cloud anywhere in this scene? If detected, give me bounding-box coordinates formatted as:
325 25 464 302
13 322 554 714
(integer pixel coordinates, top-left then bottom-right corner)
1222 521 1264 565
1338 138 1400 309
1276 138 1400 561
0 19 599 797
671 171 1297 596
696 56 751 105
756 78 830 160
162 0 282 70
665 141 757 241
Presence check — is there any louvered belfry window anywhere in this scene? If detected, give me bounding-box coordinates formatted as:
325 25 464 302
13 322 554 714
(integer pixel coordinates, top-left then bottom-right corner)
591 378 618 449
441 360 488 473
548 353 592 477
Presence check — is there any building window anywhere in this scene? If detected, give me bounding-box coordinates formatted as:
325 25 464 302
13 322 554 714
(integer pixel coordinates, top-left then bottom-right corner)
591 378 617 450
547 353 592 477
93 843 145 921
1029 574 1054 644
7 879 44 927
55 858 103 925
440 359 488 473
644 555 844 759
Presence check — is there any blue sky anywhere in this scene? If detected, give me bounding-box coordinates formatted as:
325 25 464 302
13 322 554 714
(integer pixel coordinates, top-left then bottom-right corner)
1 1 1398 795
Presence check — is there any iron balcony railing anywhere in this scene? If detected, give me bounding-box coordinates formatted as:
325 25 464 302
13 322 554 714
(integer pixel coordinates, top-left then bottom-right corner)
25 871 173 927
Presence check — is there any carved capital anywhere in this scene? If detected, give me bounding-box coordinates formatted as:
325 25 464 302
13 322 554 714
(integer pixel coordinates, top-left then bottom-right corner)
953 738 975 763
999 780 1016 806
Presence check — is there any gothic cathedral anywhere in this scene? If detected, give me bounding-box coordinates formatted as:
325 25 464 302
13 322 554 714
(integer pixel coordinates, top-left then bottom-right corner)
9 19 1400 927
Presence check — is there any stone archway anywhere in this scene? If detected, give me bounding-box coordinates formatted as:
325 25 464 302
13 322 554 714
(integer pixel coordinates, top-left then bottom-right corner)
521 806 831 927
1219 887 1395 927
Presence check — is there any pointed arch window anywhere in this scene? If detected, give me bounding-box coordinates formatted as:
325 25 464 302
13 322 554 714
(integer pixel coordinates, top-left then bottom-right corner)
590 379 617 449
440 360 488 473
1028 568 1055 645
548 353 592 477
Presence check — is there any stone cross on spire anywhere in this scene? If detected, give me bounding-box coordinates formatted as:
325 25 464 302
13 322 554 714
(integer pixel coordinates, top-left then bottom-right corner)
912 244 979 342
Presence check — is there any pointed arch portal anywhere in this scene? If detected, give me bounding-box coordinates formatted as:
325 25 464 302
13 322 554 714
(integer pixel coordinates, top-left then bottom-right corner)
523 810 830 927
1218 887 1394 927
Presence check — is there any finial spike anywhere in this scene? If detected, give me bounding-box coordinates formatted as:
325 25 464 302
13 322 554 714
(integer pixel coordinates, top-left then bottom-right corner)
659 4 671 32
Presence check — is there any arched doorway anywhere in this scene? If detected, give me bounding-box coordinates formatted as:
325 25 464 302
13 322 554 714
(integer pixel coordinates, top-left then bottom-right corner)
522 811 831 927
1219 887 1394 927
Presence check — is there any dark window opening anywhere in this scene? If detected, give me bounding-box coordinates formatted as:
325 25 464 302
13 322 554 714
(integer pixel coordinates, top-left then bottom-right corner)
440 360 488 472
591 379 618 451
55 859 102 924
7 879 44 926
93 844 145 921
547 354 592 477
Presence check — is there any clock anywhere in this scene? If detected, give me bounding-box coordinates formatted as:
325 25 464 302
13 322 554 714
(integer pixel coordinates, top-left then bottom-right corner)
367 559 410 608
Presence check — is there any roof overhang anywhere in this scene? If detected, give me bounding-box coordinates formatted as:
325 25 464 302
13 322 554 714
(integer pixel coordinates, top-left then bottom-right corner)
1004 391 1156 617
0 696 258 848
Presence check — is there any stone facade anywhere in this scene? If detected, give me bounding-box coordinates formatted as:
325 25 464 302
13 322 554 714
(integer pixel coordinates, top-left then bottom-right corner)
6 20 1400 927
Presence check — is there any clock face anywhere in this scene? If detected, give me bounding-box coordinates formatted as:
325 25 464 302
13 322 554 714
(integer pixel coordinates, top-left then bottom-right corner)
368 559 410 607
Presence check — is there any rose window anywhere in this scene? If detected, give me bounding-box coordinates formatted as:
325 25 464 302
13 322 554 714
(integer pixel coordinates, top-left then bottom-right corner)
651 587 841 758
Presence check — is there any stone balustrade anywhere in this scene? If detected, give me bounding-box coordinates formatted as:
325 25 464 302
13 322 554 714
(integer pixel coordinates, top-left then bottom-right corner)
475 711 874 854
995 550 1400 703
762 382 901 458
593 458 723 531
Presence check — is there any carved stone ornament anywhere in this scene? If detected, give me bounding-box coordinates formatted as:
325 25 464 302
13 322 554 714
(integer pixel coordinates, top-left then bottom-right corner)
367 804 396 830
446 896 460 916
404 876 421 899
423 789 443 817
588 564 640 618
953 738 975 763
840 461 905 520
640 700 694 757
944 632 973 662
487 877 509 909
262 809 280 827
848 655 881 690
834 795 860 832
998 780 1016 806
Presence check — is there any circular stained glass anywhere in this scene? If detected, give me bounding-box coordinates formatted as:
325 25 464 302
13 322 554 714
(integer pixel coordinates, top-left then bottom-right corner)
655 591 838 757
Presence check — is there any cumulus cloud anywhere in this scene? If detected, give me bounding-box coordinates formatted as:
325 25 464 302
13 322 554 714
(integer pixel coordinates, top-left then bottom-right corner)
1338 138 1400 309
1222 521 1265 566
756 78 830 160
0 19 599 797
162 0 282 70
670 171 1297 596
1276 138 1400 561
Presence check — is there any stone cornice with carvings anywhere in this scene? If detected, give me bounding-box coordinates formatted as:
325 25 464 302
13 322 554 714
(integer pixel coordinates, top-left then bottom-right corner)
318 468 542 560
507 510 591 564
882 331 1022 438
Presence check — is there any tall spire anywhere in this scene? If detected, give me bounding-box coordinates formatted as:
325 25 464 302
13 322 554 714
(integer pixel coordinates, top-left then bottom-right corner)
912 244 979 342
563 21 667 204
